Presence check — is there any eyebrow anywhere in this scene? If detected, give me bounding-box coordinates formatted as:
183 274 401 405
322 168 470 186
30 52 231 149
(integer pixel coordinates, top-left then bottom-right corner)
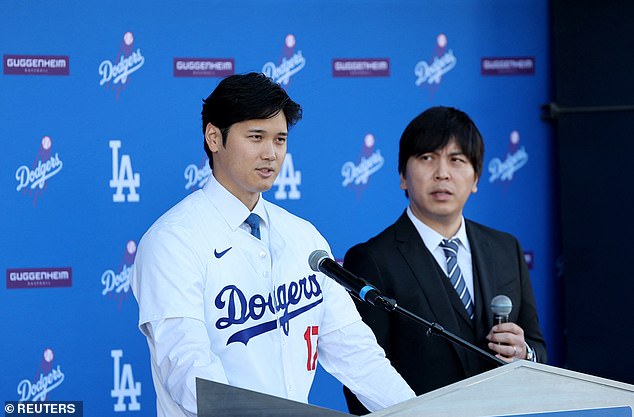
247 128 288 136
425 149 465 156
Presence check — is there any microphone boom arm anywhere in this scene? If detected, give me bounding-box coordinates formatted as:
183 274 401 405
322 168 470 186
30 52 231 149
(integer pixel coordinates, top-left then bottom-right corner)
374 298 505 367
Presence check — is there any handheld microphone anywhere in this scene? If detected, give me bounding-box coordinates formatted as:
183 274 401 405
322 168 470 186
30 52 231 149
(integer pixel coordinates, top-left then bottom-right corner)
490 294 513 325
308 250 395 310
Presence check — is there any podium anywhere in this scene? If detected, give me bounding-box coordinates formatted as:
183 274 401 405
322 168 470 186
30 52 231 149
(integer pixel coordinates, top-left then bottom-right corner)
196 361 634 417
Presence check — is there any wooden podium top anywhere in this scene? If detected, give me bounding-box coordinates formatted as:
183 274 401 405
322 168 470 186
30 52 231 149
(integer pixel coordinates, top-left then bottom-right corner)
372 360 634 417
196 361 634 417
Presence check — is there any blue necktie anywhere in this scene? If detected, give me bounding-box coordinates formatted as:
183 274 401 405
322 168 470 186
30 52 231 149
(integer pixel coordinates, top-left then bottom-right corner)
245 213 261 240
439 239 474 320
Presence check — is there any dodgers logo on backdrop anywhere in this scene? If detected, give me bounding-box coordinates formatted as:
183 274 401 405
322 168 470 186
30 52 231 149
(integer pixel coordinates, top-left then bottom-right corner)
415 33 457 87
184 159 212 191
488 130 529 183
110 140 140 202
15 135 64 205
262 34 306 86
102 240 136 306
111 349 141 412
215 274 323 345
16 348 65 401
341 134 384 194
98 32 145 99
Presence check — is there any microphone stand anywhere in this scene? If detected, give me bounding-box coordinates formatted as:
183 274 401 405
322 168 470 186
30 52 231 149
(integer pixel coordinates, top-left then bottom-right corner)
371 296 506 367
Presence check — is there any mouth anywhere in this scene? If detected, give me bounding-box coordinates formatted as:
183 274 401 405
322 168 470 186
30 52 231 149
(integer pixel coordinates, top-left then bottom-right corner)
430 189 453 199
256 167 276 178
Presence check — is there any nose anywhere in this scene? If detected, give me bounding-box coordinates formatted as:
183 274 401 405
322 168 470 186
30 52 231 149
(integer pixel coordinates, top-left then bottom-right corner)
261 140 277 161
434 159 450 180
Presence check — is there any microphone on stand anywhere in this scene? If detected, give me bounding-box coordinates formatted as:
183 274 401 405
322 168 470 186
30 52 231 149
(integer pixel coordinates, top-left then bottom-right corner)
308 249 396 311
308 249 506 366
490 294 512 325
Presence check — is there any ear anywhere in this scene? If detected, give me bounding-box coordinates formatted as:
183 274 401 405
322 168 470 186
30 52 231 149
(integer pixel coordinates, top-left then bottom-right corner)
205 123 222 152
471 175 479 194
399 173 408 191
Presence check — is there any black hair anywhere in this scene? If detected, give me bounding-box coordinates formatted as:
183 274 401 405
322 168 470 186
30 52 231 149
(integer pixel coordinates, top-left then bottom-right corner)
398 106 484 179
201 72 302 168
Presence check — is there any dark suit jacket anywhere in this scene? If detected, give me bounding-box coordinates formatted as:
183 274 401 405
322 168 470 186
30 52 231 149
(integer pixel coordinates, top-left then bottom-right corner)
343 211 547 415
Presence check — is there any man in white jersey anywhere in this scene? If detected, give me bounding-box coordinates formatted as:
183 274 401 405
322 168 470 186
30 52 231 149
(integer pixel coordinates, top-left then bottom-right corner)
131 73 415 416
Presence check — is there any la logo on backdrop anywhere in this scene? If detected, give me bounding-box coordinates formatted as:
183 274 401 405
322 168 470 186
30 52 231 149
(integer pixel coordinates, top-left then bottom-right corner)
109 140 140 202
98 32 145 99
101 240 137 308
262 34 306 86
341 133 384 197
111 349 141 412
15 135 64 206
415 33 457 90
15 348 65 402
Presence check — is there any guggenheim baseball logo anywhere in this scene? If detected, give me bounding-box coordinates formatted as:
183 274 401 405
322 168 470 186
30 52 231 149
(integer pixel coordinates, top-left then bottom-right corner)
4 54 69 76
332 58 390 77
7 267 72 289
481 57 536 76
174 57 234 77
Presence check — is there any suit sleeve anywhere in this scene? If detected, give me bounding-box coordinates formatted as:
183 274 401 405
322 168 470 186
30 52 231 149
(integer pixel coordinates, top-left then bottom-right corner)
514 237 548 363
343 243 393 344
342 243 394 415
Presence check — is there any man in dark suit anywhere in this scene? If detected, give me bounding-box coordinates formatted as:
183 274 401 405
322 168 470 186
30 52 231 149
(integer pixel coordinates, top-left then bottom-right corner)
343 106 547 415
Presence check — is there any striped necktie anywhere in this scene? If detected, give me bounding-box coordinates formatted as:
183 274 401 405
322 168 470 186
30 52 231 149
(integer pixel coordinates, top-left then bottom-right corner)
439 239 474 319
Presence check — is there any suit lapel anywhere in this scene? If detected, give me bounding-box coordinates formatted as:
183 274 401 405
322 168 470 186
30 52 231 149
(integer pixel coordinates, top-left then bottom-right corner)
466 221 495 328
393 213 471 352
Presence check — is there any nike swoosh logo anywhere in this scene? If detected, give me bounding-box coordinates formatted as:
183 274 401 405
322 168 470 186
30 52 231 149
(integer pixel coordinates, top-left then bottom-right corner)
214 247 232 258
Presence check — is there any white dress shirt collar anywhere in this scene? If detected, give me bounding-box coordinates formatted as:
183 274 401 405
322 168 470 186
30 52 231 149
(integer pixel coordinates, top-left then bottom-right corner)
405 206 471 254
202 174 269 231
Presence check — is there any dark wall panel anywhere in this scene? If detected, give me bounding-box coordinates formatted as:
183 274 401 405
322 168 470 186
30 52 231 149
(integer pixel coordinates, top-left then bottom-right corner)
553 0 634 384
552 0 634 107
557 113 634 383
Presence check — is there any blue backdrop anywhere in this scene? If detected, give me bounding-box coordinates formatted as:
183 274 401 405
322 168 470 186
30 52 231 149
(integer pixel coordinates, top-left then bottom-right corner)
1 1 558 415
